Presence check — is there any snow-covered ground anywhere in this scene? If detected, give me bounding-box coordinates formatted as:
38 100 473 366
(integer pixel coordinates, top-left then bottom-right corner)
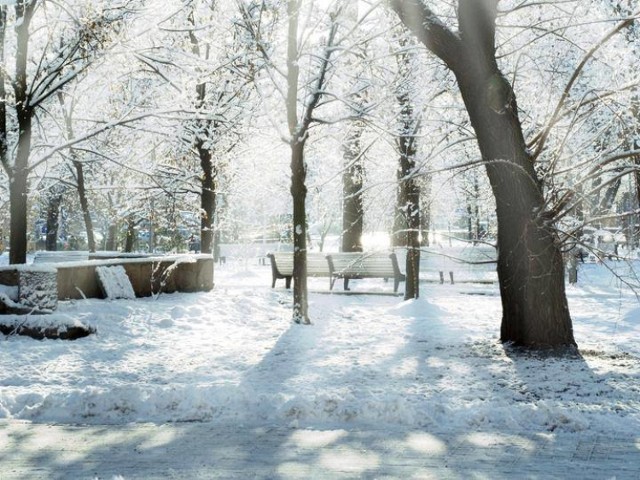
0 251 639 439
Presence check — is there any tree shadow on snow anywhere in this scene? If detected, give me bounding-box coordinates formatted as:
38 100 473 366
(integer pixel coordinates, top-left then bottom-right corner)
5 297 640 479
503 343 640 432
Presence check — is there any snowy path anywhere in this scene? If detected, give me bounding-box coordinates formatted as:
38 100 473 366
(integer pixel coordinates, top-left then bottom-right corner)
2 420 639 479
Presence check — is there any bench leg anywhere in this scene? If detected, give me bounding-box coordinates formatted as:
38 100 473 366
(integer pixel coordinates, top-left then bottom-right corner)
394 278 400 293
272 276 276 288
344 278 350 291
285 276 292 289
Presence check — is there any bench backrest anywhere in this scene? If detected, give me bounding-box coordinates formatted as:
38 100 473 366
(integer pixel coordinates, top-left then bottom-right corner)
327 252 400 278
268 252 330 277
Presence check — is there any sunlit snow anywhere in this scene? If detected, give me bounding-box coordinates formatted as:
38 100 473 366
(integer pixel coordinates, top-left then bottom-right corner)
0 251 638 438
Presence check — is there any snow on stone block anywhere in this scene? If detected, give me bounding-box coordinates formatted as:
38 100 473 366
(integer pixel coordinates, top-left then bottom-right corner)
18 270 58 312
96 265 136 300
0 313 96 340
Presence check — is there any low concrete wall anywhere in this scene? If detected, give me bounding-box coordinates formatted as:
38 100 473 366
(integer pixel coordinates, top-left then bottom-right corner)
56 255 214 300
0 255 214 301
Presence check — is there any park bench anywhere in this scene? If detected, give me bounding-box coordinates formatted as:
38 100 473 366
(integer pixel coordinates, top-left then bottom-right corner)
326 252 405 292
267 252 330 288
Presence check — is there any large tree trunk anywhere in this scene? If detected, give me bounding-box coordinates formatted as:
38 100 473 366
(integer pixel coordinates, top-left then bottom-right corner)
9 166 29 264
10 110 31 264
341 124 364 252
291 139 309 324
455 58 573 347
390 0 575 348
9 1 36 265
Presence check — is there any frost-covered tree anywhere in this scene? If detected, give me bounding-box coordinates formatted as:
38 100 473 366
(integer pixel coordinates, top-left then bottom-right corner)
388 30 423 299
136 0 256 255
388 0 577 348
239 0 354 324
388 0 638 348
0 0 138 264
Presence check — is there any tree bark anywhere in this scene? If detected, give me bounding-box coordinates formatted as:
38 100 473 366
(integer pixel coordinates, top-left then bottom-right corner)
124 216 136 253
285 0 311 324
189 14 216 256
9 166 29 264
341 123 364 252
9 1 36 264
284 0 340 323
197 139 215 254
0 6 7 172
58 91 96 253
106 223 117 251
45 190 63 251
404 179 421 300
394 33 421 299
105 193 118 251
74 160 96 252
341 4 365 253
291 139 309 323
397 120 421 299
390 0 575 348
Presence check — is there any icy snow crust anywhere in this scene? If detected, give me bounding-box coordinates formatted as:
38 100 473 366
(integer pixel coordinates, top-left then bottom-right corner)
0 259 639 436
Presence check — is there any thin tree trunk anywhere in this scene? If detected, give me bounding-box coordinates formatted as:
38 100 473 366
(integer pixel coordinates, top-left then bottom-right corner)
291 139 309 323
124 216 135 253
74 160 96 252
472 171 481 243
284 0 339 324
341 5 366 253
189 16 216 256
405 179 420 300
106 223 117 251
420 188 431 247
342 124 364 252
286 0 307 324
0 6 7 174
392 179 408 248
105 193 118 251
197 140 215 254
466 203 473 241
394 33 421 299
45 191 63 251
57 92 96 253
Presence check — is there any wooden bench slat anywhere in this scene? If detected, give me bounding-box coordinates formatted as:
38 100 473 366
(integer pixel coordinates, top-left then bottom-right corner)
267 251 405 293
327 252 405 293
